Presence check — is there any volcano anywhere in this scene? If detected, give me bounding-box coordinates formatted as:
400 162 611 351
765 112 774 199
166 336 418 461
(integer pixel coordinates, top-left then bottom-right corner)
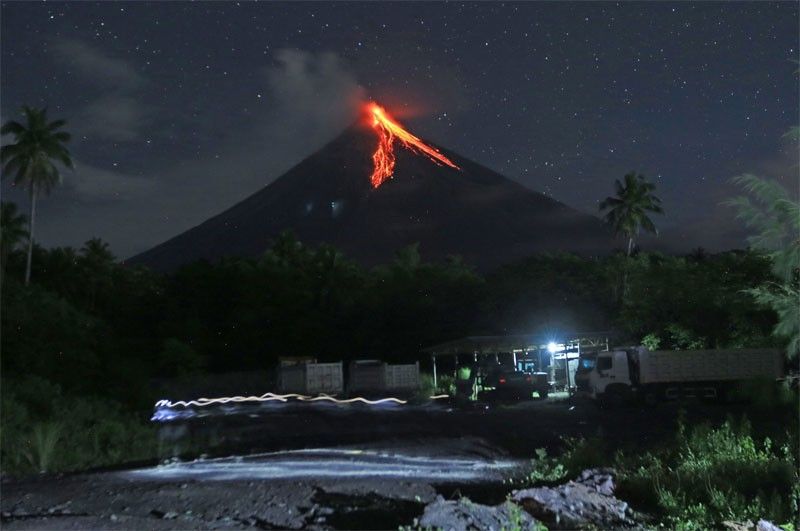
129 105 616 271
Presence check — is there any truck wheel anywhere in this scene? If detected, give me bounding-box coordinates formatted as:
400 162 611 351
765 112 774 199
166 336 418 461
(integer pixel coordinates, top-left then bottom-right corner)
601 385 629 408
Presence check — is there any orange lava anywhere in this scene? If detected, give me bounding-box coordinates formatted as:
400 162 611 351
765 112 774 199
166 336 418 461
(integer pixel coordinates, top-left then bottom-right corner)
367 102 460 188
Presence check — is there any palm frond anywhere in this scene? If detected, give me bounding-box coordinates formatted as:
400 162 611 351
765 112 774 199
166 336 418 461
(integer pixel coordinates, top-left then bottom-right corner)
46 119 67 132
0 120 26 137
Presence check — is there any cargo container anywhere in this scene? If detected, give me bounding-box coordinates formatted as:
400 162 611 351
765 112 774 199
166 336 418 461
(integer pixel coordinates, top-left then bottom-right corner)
348 360 386 393
575 347 783 404
385 362 420 391
278 360 343 395
348 360 421 393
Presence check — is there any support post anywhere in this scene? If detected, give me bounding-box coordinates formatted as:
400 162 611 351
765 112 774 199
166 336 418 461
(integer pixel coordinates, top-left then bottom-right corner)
432 355 437 389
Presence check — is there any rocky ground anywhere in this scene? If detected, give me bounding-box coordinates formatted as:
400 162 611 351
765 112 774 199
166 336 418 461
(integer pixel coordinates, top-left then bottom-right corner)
1 438 521 530
1 399 783 530
2 462 647 530
417 468 642 531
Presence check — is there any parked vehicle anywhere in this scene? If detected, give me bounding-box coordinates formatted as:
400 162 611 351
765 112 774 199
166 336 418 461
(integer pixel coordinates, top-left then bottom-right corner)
575 347 783 404
481 363 550 400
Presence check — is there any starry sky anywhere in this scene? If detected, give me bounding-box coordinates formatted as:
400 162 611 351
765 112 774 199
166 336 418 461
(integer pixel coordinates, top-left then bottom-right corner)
1 1 798 258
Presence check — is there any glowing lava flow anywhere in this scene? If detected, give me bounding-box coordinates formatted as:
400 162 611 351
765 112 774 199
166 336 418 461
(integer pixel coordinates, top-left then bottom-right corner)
368 102 460 188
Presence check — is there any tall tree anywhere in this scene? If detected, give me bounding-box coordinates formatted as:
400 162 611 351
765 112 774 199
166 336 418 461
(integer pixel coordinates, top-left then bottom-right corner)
0 201 28 285
599 172 663 256
727 174 799 359
1 107 73 285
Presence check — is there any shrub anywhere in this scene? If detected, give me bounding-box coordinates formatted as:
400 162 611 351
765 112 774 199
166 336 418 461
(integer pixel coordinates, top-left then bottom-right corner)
527 417 798 528
24 422 62 473
1 376 158 476
526 448 568 484
418 372 436 400
620 417 797 528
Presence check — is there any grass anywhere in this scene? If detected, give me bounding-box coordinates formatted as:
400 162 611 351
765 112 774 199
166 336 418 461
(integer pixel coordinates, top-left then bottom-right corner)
519 413 798 529
1 376 159 476
24 422 62 473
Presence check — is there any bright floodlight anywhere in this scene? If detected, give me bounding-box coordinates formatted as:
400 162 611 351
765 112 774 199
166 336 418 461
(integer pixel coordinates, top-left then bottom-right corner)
547 342 558 353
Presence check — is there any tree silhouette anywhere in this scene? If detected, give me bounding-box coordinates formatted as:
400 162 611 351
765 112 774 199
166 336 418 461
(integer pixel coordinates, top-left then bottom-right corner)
0 202 28 285
599 172 663 256
1 107 73 285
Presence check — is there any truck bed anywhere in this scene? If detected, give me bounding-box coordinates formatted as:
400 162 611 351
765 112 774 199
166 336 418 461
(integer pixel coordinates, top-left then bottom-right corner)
638 349 782 385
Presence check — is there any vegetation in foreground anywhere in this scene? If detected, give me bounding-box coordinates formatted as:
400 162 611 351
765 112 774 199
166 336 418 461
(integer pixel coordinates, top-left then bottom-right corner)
523 407 798 530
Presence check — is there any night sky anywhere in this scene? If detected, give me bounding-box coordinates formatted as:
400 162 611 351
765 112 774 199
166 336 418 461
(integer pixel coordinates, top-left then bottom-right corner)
1 1 797 258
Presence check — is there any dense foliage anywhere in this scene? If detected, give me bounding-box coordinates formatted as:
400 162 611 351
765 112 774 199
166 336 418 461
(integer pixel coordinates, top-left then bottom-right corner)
728 174 800 359
0 226 787 476
2 232 781 386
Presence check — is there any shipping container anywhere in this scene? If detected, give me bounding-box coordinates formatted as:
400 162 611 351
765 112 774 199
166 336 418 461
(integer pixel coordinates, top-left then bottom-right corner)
348 360 386 393
385 362 420 390
278 360 343 395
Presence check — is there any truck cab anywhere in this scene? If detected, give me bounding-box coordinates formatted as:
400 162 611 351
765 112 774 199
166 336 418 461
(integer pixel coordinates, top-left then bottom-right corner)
575 349 634 401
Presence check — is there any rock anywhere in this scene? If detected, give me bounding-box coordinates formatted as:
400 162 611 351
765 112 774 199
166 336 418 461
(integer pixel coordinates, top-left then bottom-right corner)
757 520 783 531
418 495 541 531
512 469 636 529
577 468 616 496
321 479 437 504
723 520 754 531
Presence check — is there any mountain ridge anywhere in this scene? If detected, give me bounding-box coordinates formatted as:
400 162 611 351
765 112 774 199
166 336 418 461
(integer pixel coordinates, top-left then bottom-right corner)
128 122 617 271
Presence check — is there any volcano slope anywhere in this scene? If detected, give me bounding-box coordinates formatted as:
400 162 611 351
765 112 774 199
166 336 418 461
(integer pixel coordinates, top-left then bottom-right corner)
129 122 615 271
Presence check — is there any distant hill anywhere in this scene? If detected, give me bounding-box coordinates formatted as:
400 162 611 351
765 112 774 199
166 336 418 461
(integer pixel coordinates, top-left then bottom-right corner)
128 122 616 271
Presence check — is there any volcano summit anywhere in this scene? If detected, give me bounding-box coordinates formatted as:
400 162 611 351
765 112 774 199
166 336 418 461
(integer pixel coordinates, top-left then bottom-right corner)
130 104 616 271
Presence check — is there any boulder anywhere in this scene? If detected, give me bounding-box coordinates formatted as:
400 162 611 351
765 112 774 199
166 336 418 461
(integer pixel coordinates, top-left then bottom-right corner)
417 495 541 531
512 468 636 529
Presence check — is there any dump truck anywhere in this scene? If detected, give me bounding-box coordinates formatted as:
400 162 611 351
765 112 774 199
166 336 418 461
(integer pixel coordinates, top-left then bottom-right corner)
575 347 783 404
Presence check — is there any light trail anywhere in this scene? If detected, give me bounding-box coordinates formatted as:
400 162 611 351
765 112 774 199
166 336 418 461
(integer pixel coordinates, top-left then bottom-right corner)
153 392 449 412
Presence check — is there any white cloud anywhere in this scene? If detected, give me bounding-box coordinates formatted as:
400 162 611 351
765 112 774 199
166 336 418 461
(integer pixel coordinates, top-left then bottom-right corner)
52 38 151 142
52 38 145 90
67 161 157 201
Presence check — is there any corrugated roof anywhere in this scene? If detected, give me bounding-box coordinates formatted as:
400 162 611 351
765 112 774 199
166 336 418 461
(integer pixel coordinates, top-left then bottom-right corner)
423 332 612 355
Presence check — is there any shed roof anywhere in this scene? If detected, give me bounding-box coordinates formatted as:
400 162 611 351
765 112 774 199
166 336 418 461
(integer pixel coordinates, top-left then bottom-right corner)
423 332 612 356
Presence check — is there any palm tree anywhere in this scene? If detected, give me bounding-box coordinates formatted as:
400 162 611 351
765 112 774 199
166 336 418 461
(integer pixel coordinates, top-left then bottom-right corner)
1 107 73 285
80 237 115 265
0 201 28 285
599 172 663 256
